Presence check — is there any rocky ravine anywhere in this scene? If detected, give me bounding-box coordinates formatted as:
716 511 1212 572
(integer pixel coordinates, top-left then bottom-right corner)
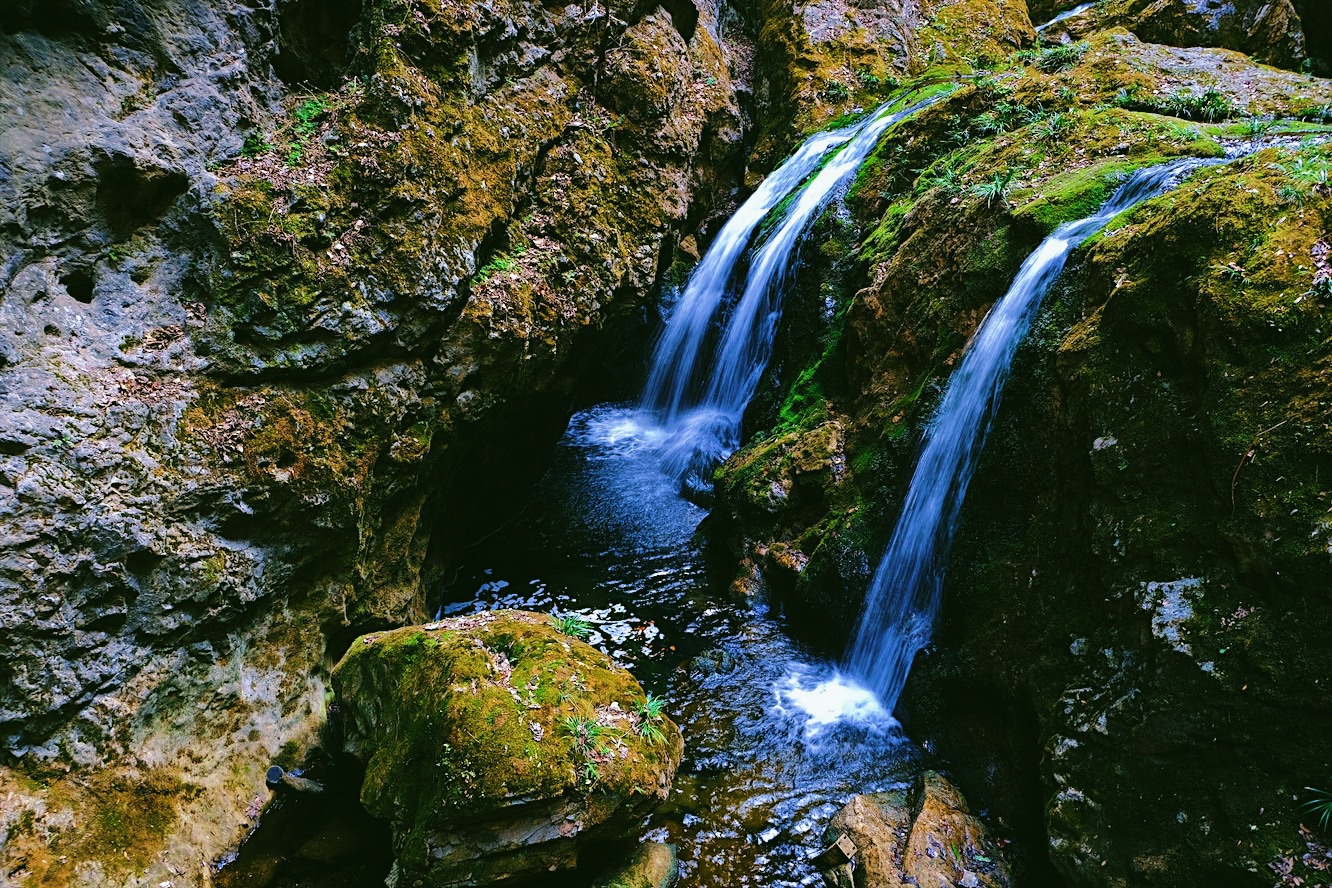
0 0 746 881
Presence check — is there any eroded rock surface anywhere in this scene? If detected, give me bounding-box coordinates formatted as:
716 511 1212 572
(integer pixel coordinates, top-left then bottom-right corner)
711 6 1332 885
0 0 738 881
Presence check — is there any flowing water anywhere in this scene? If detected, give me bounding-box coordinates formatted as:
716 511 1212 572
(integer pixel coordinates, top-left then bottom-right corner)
843 158 1225 710
646 93 947 493
443 405 917 885
1035 2 1094 32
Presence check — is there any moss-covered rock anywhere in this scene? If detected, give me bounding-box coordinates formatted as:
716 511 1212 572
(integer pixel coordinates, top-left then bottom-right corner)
711 17 1332 885
333 611 682 886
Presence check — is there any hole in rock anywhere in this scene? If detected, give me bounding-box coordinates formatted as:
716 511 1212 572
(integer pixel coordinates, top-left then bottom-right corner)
273 0 364 88
62 268 94 304
125 548 163 576
95 153 188 239
658 0 699 42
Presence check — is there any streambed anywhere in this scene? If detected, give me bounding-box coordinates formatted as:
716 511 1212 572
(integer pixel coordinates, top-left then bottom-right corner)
439 403 920 885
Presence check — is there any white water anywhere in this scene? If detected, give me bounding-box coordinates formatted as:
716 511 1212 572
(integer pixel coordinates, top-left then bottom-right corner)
1036 2 1094 31
641 129 856 421
844 158 1224 711
644 93 947 492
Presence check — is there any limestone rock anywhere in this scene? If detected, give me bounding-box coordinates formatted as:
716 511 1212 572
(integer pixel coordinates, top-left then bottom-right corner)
333 611 683 887
819 772 1012 888
0 0 741 881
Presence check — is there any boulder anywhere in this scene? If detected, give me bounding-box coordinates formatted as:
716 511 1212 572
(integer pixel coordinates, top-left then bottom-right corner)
819 771 1012 888
332 610 683 887
593 842 680 888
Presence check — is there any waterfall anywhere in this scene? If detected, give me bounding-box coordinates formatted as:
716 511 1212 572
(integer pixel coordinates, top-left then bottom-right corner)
644 93 947 491
641 128 856 420
1036 2 1094 32
846 158 1224 710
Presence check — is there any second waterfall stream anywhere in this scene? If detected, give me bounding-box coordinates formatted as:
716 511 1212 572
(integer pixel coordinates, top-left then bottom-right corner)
843 157 1227 710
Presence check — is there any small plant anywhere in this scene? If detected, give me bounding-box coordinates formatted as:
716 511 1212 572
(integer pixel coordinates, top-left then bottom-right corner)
1031 111 1073 142
552 610 593 640
1166 122 1202 142
1295 102 1332 123
972 170 1016 207
1021 41 1089 73
1305 787 1332 832
583 760 600 782
822 81 851 102
636 692 667 722
241 133 271 158
562 715 605 746
1243 115 1272 136
293 97 330 135
635 692 668 743
1210 261 1248 284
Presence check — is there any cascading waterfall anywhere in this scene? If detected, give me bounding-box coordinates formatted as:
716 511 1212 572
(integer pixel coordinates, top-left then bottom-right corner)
642 128 856 420
1035 2 1094 32
643 93 947 490
845 158 1224 710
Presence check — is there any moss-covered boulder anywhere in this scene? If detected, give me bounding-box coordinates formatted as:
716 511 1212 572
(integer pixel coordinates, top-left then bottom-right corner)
333 611 682 886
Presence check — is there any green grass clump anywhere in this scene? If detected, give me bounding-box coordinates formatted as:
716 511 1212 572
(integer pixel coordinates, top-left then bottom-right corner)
1017 41 1090 73
552 611 593 640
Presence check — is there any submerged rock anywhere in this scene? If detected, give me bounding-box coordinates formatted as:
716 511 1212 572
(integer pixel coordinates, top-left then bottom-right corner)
818 771 1012 888
332 610 683 887
592 842 680 888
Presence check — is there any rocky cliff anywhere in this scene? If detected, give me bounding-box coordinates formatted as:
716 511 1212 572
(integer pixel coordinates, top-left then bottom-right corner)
0 0 742 882
711 3 1332 886
3 0 1331 885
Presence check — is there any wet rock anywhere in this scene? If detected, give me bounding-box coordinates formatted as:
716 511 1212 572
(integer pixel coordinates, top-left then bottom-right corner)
1101 0 1309 71
333 611 683 887
592 842 679 888
688 647 737 678
819 771 1012 888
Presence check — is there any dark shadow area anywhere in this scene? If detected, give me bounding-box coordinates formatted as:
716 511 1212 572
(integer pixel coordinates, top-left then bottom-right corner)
94 152 188 239
1296 0 1331 76
213 749 393 888
273 0 364 88
62 268 95 304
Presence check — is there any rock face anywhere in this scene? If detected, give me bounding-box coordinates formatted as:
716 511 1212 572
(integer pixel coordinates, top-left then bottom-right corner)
818 771 1012 888
592 842 680 888
332 611 683 887
0 0 740 882
711 8 1332 886
1035 0 1318 73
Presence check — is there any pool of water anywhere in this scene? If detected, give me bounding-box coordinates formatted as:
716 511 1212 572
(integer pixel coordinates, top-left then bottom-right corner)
439 404 920 886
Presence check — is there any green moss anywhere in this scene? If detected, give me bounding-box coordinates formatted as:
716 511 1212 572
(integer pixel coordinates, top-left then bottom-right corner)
333 611 682 879
19 769 187 887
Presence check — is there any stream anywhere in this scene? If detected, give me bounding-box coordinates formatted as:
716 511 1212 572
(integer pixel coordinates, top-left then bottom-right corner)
438 403 920 885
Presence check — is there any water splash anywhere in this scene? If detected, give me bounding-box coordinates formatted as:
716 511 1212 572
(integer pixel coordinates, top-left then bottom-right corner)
773 665 897 743
846 158 1226 710
644 93 948 492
